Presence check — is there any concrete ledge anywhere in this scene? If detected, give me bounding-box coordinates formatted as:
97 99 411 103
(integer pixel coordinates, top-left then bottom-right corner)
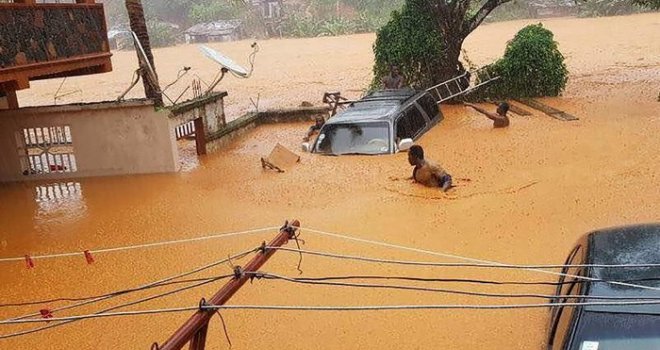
205 106 330 153
169 91 228 116
258 106 330 124
206 115 259 153
0 98 154 117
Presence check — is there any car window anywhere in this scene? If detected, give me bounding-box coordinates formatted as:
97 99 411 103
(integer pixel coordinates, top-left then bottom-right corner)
396 105 427 140
416 93 439 121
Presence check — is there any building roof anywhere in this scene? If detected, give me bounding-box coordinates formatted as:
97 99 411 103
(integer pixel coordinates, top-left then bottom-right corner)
184 20 243 37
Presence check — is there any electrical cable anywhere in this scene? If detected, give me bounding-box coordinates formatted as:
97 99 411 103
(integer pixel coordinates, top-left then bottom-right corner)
0 226 278 263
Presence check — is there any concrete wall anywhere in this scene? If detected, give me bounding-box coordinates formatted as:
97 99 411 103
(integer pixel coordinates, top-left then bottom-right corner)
0 100 179 182
205 106 330 153
169 91 227 135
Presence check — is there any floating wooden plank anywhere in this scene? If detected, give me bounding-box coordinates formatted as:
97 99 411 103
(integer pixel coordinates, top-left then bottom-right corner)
487 100 532 116
515 98 579 121
261 143 300 173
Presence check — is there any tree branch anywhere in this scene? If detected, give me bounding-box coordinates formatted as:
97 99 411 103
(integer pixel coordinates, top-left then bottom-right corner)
465 0 513 35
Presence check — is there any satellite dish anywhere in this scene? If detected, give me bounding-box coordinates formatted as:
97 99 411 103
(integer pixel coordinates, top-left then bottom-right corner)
199 45 249 78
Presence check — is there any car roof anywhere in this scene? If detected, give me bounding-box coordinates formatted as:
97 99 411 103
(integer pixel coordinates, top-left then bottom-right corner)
585 223 660 314
325 89 420 124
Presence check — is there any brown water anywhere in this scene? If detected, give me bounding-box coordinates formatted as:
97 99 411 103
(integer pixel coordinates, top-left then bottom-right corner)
1 13 660 350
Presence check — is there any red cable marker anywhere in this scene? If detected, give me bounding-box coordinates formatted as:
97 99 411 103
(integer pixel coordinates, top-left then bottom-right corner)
24 255 34 269
40 309 53 323
84 250 95 264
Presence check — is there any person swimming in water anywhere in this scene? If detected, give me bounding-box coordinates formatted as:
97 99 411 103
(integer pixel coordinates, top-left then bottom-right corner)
408 145 453 192
465 102 510 128
303 116 325 142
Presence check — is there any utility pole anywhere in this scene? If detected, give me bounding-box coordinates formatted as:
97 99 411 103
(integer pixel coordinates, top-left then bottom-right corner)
155 220 301 350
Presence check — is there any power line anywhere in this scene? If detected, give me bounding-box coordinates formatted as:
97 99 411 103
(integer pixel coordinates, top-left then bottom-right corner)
6 248 257 322
249 272 660 301
269 246 660 269
0 274 233 340
5 300 660 326
203 301 660 311
298 228 660 292
0 226 279 263
273 274 660 287
0 275 232 308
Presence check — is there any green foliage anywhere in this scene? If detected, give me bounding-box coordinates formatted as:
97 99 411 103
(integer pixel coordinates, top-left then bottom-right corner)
146 20 178 48
484 1 534 22
371 0 445 89
104 0 404 41
281 12 385 38
633 0 660 9
188 1 239 23
479 24 568 98
578 0 645 16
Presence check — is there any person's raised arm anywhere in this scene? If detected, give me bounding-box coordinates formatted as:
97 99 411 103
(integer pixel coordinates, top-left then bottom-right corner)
465 103 498 121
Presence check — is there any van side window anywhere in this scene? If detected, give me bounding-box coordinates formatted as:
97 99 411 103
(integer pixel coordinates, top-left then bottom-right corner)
417 93 439 121
396 105 427 140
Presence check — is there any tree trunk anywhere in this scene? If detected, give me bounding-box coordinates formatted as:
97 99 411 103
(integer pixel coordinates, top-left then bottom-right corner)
422 0 512 87
125 0 163 107
440 37 466 82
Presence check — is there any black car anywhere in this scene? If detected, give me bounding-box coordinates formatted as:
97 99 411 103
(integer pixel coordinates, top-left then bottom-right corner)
547 223 660 350
305 89 442 155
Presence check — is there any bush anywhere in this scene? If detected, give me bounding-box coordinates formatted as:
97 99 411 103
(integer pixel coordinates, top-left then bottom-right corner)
188 1 239 23
371 0 445 89
281 13 383 38
479 23 568 99
147 20 178 48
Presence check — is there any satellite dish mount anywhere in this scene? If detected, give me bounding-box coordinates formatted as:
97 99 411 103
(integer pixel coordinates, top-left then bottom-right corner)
198 43 259 96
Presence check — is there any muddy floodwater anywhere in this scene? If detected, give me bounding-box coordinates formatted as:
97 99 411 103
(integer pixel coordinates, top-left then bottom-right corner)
1 13 660 350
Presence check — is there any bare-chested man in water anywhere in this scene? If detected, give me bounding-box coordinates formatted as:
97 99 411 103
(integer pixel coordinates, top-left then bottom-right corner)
408 145 453 192
465 102 510 128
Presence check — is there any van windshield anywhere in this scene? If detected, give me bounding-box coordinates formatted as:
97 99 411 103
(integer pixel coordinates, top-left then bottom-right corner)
314 122 390 155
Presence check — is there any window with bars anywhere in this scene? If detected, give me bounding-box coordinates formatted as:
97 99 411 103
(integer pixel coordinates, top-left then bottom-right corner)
17 125 78 176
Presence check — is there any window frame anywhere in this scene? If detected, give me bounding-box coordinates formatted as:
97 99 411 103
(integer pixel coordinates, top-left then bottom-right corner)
547 240 589 350
395 103 430 141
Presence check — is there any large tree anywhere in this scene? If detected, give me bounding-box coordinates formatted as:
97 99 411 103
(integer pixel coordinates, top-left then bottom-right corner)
373 0 513 88
423 0 512 82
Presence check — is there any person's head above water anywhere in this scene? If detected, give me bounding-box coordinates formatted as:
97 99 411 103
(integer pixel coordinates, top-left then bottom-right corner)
497 102 510 116
390 65 400 76
315 116 325 126
408 145 424 166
